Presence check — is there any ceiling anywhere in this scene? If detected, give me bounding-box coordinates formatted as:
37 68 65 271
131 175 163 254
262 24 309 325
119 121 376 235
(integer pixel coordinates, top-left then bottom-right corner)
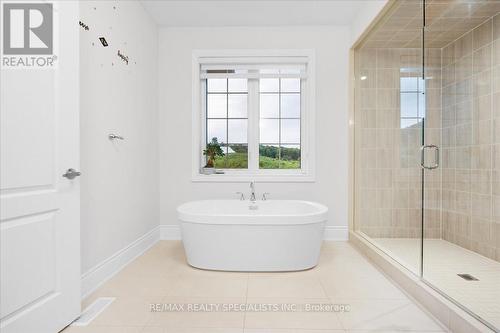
139 0 377 27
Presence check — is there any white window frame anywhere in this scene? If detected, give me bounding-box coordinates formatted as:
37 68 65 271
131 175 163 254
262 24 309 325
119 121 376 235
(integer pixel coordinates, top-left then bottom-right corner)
191 49 316 182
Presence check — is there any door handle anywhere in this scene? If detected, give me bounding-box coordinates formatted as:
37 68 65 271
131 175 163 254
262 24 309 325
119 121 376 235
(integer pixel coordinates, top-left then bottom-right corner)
62 168 81 179
420 145 439 170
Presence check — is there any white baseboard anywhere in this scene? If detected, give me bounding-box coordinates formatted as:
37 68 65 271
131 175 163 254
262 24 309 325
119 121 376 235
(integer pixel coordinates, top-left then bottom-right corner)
324 226 349 241
160 224 182 240
80 226 160 299
158 224 348 241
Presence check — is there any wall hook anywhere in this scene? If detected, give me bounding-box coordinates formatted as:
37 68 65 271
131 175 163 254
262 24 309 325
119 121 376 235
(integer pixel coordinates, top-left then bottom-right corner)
117 50 129 65
108 133 124 140
79 21 89 31
99 37 108 47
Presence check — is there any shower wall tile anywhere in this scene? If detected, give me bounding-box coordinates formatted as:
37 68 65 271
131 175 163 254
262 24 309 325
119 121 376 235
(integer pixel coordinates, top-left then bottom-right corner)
455 169 471 192
493 14 500 40
442 169 455 190
470 170 491 194
473 45 492 74
443 64 456 87
441 148 456 169
474 119 492 145
359 49 377 69
456 147 471 168
426 69 442 89
377 68 399 88
493 195 500 222
473 95 491 121
472 69 491 97
360 109 376 128
377 149 395 168
442 127 455 147
473 19 492 51
492 65 500 91
426 89 442 108
442 105 456 128
442 84 455 106
455 55 472 82
455 31 473 59
376 49 401 68
471 145 491 169
455 191 471 214
360 89 377 108
443 43 455 67
360 69 377 89
456 100 473 124
355 47 440 239
377 89 399 108
456 123 472 146
455 79 472 103
376 109 398 128
441 16 500 261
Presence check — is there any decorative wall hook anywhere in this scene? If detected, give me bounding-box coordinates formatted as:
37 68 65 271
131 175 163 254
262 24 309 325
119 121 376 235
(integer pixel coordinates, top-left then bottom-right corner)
79 21 89 31
99 37 108 47
108 133 125 140
117 50 129 65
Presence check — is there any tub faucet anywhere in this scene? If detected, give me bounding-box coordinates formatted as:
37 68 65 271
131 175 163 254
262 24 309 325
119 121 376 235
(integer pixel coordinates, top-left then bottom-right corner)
249 181 256 202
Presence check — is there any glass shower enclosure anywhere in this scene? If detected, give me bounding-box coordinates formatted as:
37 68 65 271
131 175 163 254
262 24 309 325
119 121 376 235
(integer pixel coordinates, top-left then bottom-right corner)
353 0 500 331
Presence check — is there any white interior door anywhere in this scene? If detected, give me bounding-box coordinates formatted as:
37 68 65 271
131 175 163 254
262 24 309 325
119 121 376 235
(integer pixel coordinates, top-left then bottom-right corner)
0 2 81 332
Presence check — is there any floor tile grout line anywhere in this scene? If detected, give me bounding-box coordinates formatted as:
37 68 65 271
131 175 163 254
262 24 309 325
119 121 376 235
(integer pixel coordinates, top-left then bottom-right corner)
242 272 250 329
317 272 346 331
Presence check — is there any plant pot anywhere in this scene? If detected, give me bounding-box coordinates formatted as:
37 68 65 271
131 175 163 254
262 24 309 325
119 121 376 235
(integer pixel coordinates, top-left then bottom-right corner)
202 167 216 175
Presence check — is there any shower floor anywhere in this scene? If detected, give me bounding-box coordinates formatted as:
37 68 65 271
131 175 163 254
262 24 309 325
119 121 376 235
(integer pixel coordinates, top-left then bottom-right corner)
373 238 500 330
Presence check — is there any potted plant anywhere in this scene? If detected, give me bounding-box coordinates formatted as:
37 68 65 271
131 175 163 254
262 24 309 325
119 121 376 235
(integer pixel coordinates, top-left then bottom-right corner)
202 137 225 174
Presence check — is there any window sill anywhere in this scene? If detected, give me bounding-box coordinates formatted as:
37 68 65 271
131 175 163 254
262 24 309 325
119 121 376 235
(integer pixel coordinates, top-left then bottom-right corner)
191 172 315 183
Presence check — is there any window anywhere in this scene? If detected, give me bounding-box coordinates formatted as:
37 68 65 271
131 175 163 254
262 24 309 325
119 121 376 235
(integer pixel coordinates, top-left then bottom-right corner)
400 77 425 128
259 78 301 169
193 51 315 182
206 78 249 168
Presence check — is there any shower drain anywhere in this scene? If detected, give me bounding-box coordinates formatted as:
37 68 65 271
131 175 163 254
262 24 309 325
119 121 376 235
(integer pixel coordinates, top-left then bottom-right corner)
457 273 479 281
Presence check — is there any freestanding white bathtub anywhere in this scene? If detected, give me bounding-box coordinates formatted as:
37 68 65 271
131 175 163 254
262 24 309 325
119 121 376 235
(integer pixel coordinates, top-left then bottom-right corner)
177 200 328 272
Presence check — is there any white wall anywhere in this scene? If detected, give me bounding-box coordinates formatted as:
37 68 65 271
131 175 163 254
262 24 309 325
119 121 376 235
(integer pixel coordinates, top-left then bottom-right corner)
80 1 159 273
350 0 388 46
158 27 350 231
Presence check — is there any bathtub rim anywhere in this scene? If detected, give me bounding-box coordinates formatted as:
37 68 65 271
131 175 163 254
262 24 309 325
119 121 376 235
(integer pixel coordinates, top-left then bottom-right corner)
177 199 328 225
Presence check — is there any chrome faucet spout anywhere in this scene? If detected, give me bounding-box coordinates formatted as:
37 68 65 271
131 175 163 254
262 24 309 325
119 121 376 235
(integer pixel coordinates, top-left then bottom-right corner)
249 181 256 202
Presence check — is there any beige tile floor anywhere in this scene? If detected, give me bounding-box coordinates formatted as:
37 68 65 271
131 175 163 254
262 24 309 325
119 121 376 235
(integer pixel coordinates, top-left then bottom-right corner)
62 241 447 333
374 238 500 330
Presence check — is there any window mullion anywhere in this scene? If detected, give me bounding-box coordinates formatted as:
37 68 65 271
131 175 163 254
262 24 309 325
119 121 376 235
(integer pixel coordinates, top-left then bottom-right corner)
201 79 208 169
248 79 259 172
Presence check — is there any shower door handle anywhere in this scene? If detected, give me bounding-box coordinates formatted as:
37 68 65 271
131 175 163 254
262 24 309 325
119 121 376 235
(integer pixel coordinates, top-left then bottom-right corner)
420 145 439 170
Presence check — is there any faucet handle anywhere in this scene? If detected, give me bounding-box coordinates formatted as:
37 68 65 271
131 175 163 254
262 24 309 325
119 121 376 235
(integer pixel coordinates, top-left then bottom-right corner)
236 192 245 201
262 192 270 201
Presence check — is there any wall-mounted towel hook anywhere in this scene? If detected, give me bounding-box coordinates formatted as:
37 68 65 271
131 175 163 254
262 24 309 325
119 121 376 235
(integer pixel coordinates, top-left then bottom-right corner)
79 21 90 31
108 133 124 140
99 37 108 47
117 50 129 65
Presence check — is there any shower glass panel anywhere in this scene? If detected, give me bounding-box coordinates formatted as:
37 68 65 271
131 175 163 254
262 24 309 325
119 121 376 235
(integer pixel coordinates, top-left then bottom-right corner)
354 1 425 276
422 2 500 330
